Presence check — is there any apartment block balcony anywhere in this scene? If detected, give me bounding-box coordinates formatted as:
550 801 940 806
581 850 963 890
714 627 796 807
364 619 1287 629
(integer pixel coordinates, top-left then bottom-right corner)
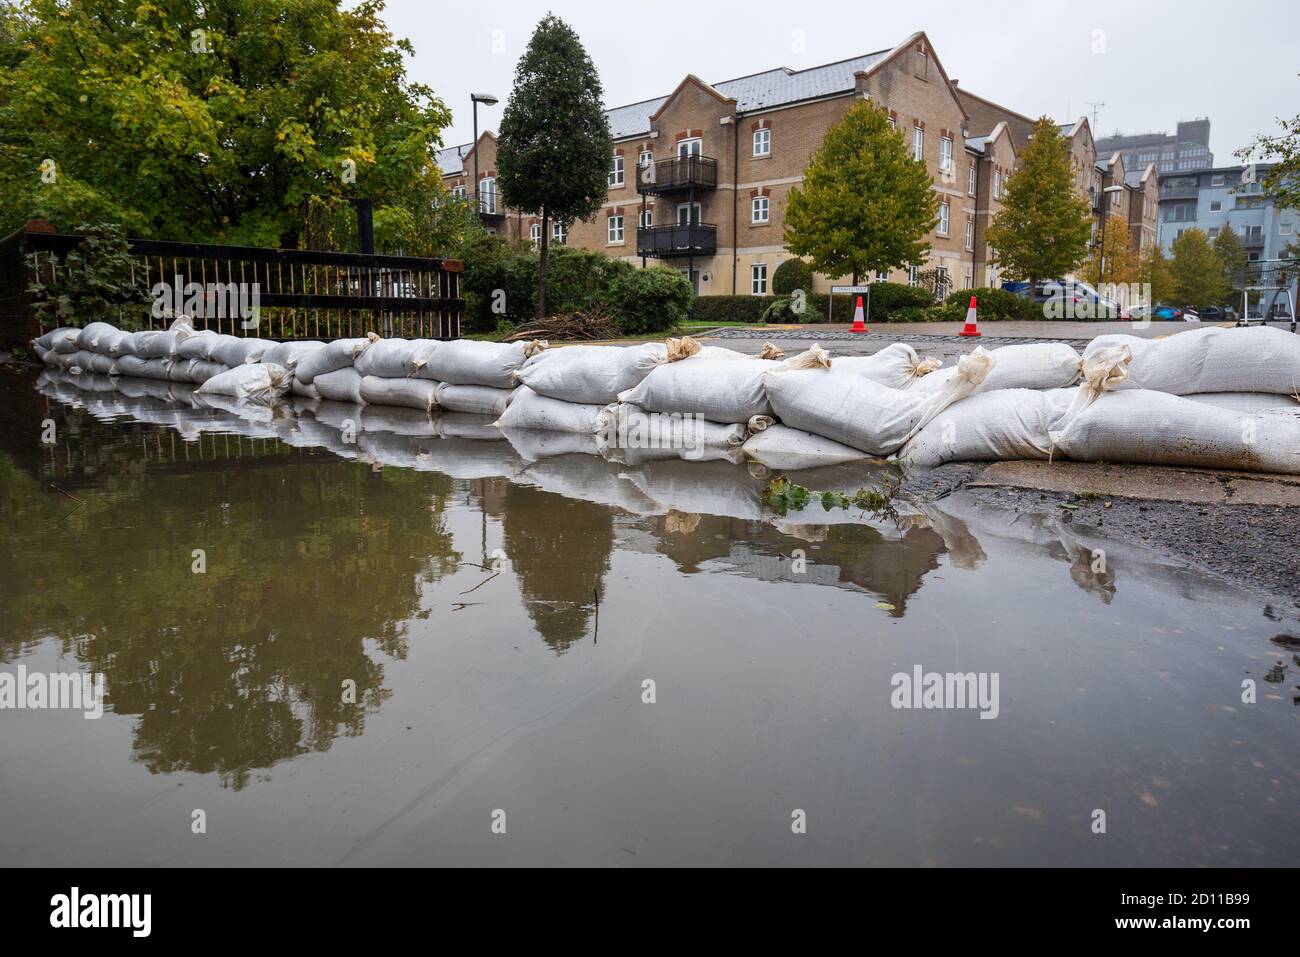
1158 182 1199 201
637 222 717 258
635 155 718 196
1242 231 1266 248
475 189 505 223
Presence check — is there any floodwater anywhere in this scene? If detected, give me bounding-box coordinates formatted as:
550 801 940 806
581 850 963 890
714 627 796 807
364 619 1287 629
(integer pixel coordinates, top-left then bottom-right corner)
1 367 1297 867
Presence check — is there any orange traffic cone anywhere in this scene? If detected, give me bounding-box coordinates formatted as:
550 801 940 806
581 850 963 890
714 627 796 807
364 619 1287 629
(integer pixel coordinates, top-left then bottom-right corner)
849 295 868 334
959 295 981 338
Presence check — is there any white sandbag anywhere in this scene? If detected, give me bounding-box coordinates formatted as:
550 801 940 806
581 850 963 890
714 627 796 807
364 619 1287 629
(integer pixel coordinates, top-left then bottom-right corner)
1083 326 1300 396
420 338 546 388
910 342 1079 394
515 342 667 404
618 358 774 422
313 367 366 405
261 340 326 372
65 350 115 375
175 329 219 361
76 321 119 352
172 358 228 384
1050 389 1300 474
435 383 516 417
290 377 320 400
358 375 439 412
112 355 174 381
294 336 376 384
124 318 195 359
899 388 1076 467
832 343 942 390
741 425 870 471
196 363 290 405
33 327 82 354
594 403 746 461
1184 392 1300 413
208 335 273 366
764 348 995 456
494 386 602 433
354 338 438 378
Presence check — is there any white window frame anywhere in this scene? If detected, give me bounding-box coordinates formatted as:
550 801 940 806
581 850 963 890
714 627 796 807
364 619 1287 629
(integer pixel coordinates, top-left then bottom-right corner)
937 201 949 236
552 221 567 245
753 128 771 157
751 196 769 224
939 135 953 173
967 162 976 196
452 185 467 201
964 219 974 251
1211 174 1225 186
607 214 624 244
529 223 541 249
751 263 768 296
912 127 924 162
993 169 1002 200
608 154 624 188
479 177 496 214
677 138 702 159
1281 222 1294 235
875 270 889 282
638 149 653 168
639 207 652 229
907 265 919 287
1209 200 1222 212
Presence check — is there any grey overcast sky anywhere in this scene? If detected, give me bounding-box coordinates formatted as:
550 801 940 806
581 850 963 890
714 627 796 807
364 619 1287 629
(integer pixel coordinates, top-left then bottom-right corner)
377 0 1298 165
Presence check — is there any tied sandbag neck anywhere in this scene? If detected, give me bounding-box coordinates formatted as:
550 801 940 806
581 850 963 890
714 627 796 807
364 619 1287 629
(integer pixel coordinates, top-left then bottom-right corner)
1047 344 1132 460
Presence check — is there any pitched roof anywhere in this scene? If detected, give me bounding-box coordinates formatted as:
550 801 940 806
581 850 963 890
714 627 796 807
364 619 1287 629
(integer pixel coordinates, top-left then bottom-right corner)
435 144 469 176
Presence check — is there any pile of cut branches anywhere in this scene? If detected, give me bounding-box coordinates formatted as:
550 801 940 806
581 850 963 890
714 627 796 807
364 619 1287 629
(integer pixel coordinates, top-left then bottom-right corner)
503 308 622 342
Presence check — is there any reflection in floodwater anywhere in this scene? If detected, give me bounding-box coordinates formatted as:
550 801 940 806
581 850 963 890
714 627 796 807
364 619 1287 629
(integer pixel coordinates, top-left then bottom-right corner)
3 369 1298 865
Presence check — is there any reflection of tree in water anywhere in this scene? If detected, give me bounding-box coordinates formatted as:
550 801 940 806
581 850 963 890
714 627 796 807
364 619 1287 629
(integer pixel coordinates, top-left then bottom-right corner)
0 399 460 789
501 484 613 654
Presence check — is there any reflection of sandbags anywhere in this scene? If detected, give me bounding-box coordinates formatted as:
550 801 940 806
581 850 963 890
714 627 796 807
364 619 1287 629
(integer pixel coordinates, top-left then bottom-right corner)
515 342 667 404
624 458 764 521
261 340 326 372
436 413 502 441
1050 389 1300 473
354 338 437 378
900 388 1076 467
519 453 663 515
197 363 291 404
911 342 1079 394
595 403 747 462
295 336 376 384
360 405 439 437
358 375 439 412
833 343 942 390
1182 392 1300 414
435 383 516 417
421 338 546 388
208 335 273 366
765 348 994 455
495 387 602 433
742 424 870 471
1084 326 1300 395
915 505 987 570
407 436 522 479
313 367 366 405
502 427 600 462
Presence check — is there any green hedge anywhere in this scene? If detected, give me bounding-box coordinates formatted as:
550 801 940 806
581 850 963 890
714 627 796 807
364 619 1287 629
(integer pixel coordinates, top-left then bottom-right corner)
772 258 813 296
941 287 1037 321
688 295 770 325
460 238 693 334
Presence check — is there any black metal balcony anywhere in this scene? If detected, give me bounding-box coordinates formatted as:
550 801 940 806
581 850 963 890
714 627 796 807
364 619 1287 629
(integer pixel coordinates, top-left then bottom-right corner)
635 155 718 196
637 222 717 258
475 189 505 222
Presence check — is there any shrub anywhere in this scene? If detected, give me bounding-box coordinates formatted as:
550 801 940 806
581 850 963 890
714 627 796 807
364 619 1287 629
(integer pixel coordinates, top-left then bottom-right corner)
869 281 934 314
27 222 149 329
605 266 694 334
942 286 1036 321
687 295 769 326
772 258 813 296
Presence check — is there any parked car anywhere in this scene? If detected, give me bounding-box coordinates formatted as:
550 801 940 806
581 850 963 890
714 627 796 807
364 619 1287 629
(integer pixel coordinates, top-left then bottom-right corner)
1002 280 1128 319
1151 303 1200 322
1197 306 1237 323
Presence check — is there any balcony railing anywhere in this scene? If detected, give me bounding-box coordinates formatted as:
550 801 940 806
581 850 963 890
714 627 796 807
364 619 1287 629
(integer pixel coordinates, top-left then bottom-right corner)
637 222 717 258
1158 183 1199 201
635 155 718 196
475 189 504 220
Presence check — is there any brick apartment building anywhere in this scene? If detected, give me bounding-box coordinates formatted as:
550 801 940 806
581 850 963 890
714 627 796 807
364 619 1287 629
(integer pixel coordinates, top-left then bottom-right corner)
438 30 1157 298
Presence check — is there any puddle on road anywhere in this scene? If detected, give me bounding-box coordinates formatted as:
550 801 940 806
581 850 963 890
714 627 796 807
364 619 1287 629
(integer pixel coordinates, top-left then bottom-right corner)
1 369 1297 866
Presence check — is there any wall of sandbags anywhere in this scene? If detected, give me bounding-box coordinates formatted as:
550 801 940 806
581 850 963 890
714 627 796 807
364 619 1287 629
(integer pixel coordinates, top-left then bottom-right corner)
30 320 1300 475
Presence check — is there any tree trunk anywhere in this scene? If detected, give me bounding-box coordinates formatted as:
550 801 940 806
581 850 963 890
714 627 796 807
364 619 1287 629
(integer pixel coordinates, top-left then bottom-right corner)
538 208 549 321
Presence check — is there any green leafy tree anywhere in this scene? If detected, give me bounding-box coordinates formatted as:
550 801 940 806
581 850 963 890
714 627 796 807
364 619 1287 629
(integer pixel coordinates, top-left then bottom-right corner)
784 101 938 284
1082 218 1137 287
1211 226 1247 307
496 15 612 319
985 117 1093 288
27 222 149 328
1137 243 1173 304
1170 228 1228 309
0 0 453 249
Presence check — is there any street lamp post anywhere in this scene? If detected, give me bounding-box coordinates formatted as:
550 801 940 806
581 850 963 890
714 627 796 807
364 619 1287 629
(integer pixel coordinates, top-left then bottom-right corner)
470 93 499 214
